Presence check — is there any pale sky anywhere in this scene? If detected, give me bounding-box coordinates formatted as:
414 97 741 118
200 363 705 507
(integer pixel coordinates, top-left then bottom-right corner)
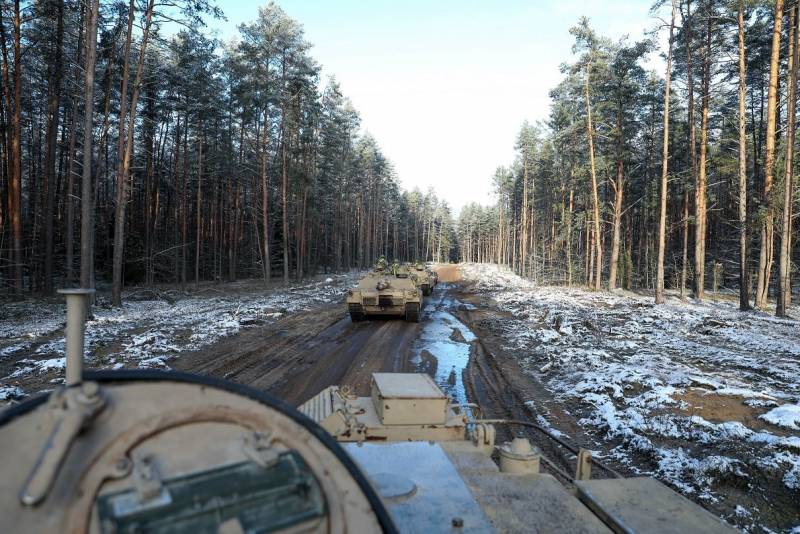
207 1 662 212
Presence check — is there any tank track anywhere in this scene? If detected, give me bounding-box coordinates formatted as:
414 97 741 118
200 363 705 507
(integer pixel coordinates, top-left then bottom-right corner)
348 304 364 322
404 302 420 323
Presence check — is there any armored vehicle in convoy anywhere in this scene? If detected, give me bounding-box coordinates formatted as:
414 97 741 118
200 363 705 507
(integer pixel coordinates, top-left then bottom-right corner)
412 262 435 295
0 291 737 533
347 269 422 322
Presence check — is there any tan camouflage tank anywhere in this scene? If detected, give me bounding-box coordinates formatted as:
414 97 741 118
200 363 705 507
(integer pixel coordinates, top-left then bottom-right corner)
347 269 422 322
412 263 434 296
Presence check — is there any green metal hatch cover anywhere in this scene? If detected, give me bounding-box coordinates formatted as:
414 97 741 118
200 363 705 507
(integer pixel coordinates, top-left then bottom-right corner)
96 451 326 534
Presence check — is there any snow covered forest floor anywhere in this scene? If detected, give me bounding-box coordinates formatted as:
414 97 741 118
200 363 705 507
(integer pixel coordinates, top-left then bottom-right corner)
459 263 800 532
0 273 359 405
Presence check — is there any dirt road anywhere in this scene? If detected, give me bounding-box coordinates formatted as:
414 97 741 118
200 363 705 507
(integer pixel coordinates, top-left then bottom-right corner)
172 301 420 405
172 264 470 407
164 265 618 482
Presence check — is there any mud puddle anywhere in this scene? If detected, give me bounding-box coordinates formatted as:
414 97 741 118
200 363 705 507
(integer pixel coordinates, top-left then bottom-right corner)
410 286 476 404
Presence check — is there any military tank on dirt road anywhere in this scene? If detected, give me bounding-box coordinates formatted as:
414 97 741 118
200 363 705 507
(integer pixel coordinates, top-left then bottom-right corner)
412 262 436 295
347 268 422 323
0 291 737 533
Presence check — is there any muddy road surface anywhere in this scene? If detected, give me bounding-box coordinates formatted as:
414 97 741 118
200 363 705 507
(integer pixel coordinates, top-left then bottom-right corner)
172 301 421 405
173 264 470 407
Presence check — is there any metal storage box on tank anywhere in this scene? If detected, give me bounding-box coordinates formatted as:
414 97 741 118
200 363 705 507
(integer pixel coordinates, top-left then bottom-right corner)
370 373 448 426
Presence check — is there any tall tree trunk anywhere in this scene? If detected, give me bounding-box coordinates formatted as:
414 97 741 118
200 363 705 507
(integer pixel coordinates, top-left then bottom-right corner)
694 5 713 299
566 175 574 287
756 0 784 308
584 66 602 290
609 108 624 289
778 3 798 316
80 0 100 291
656 0 677 304
195 132 203 286
0 1 23 293
230 182 240 280
64 2 85 286
680 190 689 297
737 0 750 311
281 56 290 283
111 0 154 306
683 0 697 299
260 108 270 282
110 0 135 304
42 0 65 294
11 0 21 292
281 129 289 282
587 213 594 287
521 151 529 276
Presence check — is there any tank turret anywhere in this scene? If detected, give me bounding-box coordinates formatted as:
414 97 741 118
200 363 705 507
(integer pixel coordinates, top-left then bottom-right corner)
347 270 422 322
412 263 434 295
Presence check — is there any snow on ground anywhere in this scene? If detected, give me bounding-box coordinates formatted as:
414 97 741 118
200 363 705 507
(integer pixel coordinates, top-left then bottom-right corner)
0 274 358 402
762 403 800 431
460 263 800 531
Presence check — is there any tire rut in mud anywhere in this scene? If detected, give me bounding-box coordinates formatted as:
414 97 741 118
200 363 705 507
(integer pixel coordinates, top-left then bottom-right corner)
172 301 422 406
462 334 581 484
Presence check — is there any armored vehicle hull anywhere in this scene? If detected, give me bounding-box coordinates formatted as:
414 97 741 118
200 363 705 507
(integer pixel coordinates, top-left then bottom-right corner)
347 271 422 322
412 264 434 295
300 373 739 534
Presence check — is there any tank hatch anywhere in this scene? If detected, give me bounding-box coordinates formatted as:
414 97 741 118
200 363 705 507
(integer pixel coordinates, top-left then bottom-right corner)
0 374 391 533
96 451 324 533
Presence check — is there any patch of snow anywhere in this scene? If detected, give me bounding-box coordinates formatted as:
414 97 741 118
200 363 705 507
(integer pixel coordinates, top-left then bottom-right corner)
0 385 23 401
785 462 800 489
733 505 750 518
34 357 66 373
459 263 535 292
760 403 800 430
743 398 779 408
535 414 567 438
